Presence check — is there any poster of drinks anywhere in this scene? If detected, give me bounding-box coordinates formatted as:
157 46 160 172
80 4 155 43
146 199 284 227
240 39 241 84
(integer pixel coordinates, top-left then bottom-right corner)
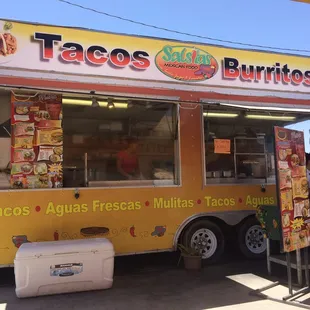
274 126 310 252
10 93 63 189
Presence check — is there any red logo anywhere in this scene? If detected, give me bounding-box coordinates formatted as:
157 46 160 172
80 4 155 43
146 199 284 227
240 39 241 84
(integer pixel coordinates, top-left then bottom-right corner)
155 45 218 82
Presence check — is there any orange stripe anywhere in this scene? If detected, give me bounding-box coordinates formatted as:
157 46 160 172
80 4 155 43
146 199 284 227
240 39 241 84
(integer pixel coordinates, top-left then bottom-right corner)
1 76 310 105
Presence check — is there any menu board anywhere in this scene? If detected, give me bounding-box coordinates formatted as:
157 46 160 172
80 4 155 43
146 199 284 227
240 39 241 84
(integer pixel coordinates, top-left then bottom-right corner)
274 127 310 252
10 93 63 189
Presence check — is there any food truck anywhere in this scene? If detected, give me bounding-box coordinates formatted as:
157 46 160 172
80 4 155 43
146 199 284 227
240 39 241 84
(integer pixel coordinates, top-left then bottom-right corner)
0 18 310 266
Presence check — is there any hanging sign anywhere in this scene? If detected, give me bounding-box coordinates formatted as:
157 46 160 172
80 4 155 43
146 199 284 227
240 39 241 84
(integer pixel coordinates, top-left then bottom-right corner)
214 139 231 154
274 126 310 252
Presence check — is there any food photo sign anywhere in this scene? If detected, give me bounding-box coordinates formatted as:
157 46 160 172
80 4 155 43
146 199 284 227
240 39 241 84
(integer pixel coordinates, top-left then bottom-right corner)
10 93 63 189
274 127 310 252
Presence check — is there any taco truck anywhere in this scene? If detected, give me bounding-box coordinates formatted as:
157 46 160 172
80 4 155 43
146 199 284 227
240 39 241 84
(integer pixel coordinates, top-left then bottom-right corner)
0 18 310 267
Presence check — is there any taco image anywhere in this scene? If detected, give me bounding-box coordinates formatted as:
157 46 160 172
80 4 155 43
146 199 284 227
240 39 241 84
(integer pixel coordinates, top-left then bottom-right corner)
0 32 17 57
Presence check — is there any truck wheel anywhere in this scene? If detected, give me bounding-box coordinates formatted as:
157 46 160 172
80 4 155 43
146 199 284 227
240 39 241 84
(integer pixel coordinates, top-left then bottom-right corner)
181 220 225 265
238 217 266 259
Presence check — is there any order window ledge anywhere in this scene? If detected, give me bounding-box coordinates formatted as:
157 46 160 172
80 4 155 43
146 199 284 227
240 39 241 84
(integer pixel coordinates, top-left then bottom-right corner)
88 179 176 187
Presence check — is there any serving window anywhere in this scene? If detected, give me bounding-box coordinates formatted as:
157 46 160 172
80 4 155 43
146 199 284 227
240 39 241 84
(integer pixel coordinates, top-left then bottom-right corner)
0 89 179 190
203 104 310 185
62 97 179 188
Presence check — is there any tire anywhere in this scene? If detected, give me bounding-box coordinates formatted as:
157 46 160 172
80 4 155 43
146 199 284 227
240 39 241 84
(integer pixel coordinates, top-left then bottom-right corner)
238 217 267 259
181 220 225 265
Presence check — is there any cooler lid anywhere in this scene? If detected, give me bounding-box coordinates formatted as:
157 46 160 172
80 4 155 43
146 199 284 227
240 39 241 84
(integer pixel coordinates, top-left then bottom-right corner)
15 238 114 259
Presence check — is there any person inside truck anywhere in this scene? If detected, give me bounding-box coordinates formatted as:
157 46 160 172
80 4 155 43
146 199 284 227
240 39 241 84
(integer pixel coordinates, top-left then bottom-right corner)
116 137 141 180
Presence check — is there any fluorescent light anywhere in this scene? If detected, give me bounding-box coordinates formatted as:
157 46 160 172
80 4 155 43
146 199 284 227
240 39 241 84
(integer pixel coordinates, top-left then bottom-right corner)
62 98 128 109
220 103 310 113
246 114 296 121
203 112 239 118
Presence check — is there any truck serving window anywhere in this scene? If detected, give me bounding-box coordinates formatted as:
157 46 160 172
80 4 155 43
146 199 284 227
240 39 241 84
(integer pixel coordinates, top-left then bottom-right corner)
203 106 310 185
62 98 179 188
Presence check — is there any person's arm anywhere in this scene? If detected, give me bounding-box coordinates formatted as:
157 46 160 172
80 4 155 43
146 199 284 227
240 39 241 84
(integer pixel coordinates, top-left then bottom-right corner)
116 156 133 180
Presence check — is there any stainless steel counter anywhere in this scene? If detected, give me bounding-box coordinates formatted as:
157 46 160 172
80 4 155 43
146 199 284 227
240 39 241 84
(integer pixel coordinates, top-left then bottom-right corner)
206 177 276 185
88 179 175 188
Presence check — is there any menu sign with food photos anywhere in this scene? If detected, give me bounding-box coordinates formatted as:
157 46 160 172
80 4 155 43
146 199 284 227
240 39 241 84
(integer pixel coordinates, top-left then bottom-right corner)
10 93 63 189
274 127 310 252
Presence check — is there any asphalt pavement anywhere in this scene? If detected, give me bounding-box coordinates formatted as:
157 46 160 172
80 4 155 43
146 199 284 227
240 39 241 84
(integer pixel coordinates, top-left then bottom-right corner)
0 248 307 309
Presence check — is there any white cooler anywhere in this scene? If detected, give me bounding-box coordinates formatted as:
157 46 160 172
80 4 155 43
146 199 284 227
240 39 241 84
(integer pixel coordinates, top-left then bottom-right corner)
14 238 114 298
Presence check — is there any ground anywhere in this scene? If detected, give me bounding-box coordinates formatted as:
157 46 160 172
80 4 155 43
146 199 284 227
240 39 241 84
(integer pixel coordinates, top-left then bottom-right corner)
0 249 308 309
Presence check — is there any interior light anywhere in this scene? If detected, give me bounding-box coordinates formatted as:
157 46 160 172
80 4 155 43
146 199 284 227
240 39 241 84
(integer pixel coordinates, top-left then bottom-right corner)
62 98 128 109
91 97 99 108
107 99 115 109
245 114 296 121
220 103 310 113
203 112 239 118
63 98 91 106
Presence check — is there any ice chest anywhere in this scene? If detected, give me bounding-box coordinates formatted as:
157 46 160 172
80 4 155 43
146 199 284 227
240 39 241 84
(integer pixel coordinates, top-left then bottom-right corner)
14 238 114 298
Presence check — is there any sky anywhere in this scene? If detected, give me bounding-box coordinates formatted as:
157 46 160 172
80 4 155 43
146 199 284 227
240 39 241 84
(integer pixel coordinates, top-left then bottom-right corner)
1 0 310 149
1 0 310 55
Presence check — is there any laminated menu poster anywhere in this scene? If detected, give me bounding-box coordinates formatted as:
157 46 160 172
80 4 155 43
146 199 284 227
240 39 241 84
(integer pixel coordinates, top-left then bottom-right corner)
274 127 310 252
10 93 63 189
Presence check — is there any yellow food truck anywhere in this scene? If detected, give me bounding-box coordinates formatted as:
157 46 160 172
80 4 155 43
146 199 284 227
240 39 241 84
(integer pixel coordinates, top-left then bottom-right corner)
0 19 309 266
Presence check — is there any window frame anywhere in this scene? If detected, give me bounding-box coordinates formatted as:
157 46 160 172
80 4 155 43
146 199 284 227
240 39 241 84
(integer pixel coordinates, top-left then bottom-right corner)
62 100 181 189
201 106 283 187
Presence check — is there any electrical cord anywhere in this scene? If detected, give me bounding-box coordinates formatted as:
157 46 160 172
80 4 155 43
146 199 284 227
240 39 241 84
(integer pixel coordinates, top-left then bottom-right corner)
57 0 310 54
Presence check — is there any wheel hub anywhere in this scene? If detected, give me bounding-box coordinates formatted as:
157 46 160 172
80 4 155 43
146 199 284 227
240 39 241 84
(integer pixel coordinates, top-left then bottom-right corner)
245 225 266 254
190 228 217 259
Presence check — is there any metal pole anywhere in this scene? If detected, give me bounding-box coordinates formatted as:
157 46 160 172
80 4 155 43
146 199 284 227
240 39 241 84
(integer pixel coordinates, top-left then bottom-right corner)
287 252 293 295
267 238 271 275
296 249 303 287
305 248 309 287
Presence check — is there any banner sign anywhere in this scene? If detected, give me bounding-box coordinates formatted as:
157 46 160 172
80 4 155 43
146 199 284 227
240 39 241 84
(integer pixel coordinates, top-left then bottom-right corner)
274 127 310 252
10 93 63 189
1 19 310 93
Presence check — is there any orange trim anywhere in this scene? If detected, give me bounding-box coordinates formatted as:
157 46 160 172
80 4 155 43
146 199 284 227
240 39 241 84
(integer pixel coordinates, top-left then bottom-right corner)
2 76 310 105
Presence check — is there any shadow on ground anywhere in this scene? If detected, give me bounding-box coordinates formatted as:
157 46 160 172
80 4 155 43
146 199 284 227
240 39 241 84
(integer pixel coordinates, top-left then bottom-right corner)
0 247 301 310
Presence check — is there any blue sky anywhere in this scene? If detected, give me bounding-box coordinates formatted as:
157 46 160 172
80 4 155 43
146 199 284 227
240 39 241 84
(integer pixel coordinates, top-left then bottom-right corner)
1 0 310 150
1 0 310 55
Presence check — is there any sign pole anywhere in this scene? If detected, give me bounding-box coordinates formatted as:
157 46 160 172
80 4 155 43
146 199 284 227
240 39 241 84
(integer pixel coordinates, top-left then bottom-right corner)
287 252 293 295
305 248 309 287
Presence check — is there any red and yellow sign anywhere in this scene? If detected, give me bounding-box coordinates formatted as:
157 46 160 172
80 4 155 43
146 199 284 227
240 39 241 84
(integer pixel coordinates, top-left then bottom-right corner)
274 127 310 252
292 0 310 4
1 19 310 93
10 93 63 190
155 46 218 82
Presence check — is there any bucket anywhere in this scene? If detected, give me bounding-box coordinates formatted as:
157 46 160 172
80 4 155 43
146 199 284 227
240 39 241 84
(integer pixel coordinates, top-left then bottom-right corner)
183 255 202 270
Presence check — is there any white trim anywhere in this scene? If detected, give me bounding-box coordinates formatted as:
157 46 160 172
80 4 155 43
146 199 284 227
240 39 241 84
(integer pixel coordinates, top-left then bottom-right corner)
2 68 310 100
200 98 310 110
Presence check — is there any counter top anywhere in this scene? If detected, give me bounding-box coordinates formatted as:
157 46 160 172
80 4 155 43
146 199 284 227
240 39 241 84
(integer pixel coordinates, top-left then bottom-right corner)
206 177 276 185
88 179 175 188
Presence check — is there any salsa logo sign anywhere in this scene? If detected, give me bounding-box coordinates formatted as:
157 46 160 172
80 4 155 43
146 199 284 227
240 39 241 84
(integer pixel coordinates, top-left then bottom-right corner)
155 45 218 82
